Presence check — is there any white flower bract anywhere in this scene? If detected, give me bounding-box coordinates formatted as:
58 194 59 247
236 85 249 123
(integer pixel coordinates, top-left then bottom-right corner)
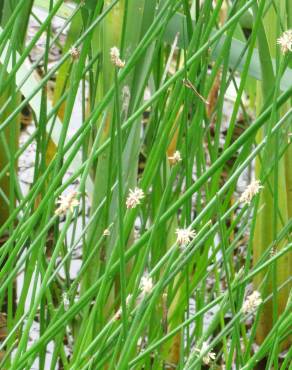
194 342 216 365
69 46 80 60
175 228 196 246
55 191 79 215
168 150 182 164
103 228 111 236
140 275 153 295
126 187 145 209
110 46 125 68
277 30 292 54
242 291 262 315
239 180 263 205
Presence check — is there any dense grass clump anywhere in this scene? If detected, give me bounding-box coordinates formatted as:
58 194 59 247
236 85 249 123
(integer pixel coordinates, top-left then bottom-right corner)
0 0 291 369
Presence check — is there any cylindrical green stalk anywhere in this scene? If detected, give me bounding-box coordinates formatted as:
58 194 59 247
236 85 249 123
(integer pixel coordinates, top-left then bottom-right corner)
0 0 33 226
77 1 154 358
0 1 34 366
253 0 292 348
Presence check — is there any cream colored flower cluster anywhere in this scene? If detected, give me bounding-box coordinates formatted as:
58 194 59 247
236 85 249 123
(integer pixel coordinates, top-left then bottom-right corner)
242 291 262 315
168 150 182 165
277 30 292 54
194 342 216 365
55 191 79 215
239 180 263 205
110 47 125 68
126 187 145 209
175 228 196 246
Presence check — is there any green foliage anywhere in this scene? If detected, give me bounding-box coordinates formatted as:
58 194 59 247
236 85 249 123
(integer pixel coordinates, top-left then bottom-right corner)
0 0 291 369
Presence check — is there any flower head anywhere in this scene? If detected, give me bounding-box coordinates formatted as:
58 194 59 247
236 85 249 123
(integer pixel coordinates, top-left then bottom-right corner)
126 187 145 209
103 228 111 237
55 190 79 215
239 180 263 205
69 46 80 60
175 228 196 246
140 275 153 296
168 150 182 165
277 30 292 54
242 291 262 315
110 47 125 68
194 342 216 365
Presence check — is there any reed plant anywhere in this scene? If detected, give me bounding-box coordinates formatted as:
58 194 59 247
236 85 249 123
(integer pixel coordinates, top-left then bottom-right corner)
0 0 291 369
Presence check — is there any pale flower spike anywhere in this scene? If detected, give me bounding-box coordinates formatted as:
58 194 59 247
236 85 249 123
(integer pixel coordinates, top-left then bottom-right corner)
140 275 153 295
194 342 216 365
126 187 145 209
69 46 80 60
175 228 196 246
103 228 111 237
110 46 125 68
242 291 262 315
55 191 79 215
277 29 292 54
168 150 182 165
239 180 263 205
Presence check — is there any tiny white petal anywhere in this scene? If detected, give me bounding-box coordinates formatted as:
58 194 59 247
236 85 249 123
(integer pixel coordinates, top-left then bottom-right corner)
140 275 153 295
126 187 145 209
55 190 79 215
242 291 262 315
168 150 182 164
103 228 111 236
175 228 196 246
110 46 125 68
277 30 292 54
194 342 216 365
69 46 80 60
239 180 263 205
